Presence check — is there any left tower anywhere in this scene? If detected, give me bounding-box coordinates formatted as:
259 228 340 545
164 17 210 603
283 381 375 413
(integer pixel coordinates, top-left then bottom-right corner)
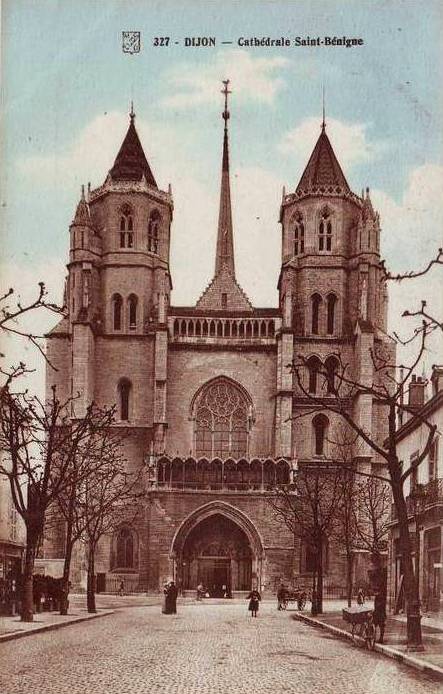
46 107 173 478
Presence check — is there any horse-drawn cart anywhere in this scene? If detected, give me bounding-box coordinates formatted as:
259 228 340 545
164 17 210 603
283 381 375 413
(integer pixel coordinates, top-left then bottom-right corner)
279 587 308 611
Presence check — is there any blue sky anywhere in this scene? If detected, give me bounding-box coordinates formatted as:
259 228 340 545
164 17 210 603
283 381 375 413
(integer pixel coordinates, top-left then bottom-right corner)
1 0 442 388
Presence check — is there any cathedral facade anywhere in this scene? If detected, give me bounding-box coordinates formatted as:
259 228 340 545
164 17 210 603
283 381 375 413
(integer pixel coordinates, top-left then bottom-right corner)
46 86 393 595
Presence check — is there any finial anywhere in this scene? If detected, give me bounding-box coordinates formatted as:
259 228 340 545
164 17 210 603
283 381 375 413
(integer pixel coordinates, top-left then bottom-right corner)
321 85 326 131
81 184 85 201
130 100 135 122
221 79 231 124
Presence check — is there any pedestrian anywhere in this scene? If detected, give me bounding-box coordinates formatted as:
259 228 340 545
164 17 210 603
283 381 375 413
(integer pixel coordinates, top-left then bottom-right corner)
247 588 261 617
196 583 204 601
357 587 365 605
277 583 286 610
168 580 178 614
118 580 125 597
373 590 387 643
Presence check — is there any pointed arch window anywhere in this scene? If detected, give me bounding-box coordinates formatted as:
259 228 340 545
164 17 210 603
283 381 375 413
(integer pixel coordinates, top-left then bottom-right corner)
119 203 134 248
148 210 161 254
313 414 329 456
307 356 322 394
293 213 305 256
118 378 132 421
112 294 123 331
311 293 322 334
115 527 136 569
194 379 251 459
128 294 138 330
120 209 134 249
326 293 337 335
319 209 332 252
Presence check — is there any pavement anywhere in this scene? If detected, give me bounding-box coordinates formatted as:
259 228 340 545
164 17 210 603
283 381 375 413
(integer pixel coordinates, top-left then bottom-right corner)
0 593 161 641
290 600 443 679
0 601 441 694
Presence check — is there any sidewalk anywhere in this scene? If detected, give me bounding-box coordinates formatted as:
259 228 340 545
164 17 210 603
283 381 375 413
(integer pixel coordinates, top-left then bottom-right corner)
292 600 443 680
0 593 163 643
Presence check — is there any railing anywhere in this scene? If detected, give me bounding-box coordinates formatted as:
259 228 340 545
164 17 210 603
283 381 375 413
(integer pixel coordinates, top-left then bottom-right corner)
105 574 140 594
147 456 293 492
391 478 443 521
168 316 280 343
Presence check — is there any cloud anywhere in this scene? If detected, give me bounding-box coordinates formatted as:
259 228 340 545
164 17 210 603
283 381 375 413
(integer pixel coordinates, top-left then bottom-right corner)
17 112 183 193
373 163 443 371
0 257 65 398
373 163 443 274
161 49 289 109
279 116 384 173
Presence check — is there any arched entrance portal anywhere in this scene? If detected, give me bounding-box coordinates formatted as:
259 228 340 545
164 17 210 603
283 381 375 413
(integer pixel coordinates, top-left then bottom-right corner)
171 502 263 595
181 515 252 596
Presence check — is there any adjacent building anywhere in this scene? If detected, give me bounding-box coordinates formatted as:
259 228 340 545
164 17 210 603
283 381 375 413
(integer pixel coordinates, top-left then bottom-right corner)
388 367 443 613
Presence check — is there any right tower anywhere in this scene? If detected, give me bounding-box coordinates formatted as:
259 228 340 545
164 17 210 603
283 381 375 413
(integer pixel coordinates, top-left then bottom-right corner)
279 118 392 476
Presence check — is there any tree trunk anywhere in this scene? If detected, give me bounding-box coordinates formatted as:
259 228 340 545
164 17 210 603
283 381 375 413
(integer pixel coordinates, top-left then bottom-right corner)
60 539 74 615
392 479 423 649
317 536 324 614
346 550 354 607
311 569 317 616
21 532 38 622
86 542 97 613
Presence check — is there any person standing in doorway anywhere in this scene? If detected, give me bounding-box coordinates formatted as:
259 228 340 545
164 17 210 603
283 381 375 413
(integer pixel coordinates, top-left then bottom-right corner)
247 589 261 617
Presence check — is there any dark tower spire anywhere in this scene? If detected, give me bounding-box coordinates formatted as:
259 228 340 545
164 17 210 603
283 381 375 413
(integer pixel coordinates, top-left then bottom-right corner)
321 84 326 132
215 79 235 277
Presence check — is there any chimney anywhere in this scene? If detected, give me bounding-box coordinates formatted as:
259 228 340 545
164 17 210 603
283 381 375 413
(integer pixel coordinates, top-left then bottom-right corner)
431 365 443 397
408 374 426 408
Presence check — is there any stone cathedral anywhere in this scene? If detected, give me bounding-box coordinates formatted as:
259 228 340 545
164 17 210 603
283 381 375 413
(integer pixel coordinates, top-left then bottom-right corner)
46 84 393 595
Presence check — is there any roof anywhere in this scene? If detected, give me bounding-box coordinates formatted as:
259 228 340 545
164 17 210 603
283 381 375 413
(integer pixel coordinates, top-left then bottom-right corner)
109 115 157 186
296 126 350 195
196 265 253 312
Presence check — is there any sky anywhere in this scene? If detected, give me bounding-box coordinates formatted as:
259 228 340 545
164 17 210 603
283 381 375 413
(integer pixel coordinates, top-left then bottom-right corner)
1 0 442 394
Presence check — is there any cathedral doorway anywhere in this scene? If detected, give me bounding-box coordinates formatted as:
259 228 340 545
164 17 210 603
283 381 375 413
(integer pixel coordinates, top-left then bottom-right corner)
174 506 261 595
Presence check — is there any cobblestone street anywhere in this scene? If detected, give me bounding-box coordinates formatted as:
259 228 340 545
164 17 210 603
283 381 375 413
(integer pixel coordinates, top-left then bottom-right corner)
0 602 440 694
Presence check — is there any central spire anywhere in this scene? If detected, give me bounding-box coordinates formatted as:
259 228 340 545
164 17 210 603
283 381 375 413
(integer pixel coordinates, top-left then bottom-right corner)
215 79 235 277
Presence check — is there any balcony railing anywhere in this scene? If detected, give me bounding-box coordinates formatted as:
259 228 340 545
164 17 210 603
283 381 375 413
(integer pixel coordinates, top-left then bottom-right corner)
168 315 281 344
391 478 443 521
146 456 293 493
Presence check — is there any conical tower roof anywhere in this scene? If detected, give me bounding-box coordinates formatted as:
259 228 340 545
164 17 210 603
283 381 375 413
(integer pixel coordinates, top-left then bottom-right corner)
295 125 350 196
72 186 91 225
109 111 157 186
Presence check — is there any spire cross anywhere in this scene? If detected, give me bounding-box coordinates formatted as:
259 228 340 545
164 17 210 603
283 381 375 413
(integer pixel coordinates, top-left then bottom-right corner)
221 79 231 122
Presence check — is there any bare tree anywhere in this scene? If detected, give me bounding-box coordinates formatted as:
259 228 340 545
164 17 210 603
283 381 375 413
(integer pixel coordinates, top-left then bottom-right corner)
269 464 343 615
0 387 120 621
354 476 391 576
78 459 142 613
51 406 126 614
290 332 437 648
0 283 63 392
